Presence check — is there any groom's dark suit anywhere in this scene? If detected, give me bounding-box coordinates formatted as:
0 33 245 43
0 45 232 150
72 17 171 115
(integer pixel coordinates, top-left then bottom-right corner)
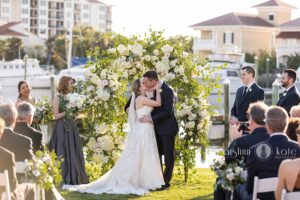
125 82 178 186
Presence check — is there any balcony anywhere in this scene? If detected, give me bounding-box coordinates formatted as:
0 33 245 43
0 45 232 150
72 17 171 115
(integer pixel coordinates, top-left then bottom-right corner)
276 39 300 57
193 37 215 51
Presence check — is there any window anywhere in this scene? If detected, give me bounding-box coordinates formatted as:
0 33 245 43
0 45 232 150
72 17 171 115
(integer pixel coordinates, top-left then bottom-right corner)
40 1 46 6
99 6 106 11
223 32 234 44
22 0 28 4
2 7 9 13
22 18 28 23
227 71 238 77
40 10 47 15
40 29 46 34
40 19 46 25
83 5 89 10
67 3 72 8
22 9 28 14
83 13 89 19
99 15 105 20
67 12 71 17
2 0 9 3
269 14 275 21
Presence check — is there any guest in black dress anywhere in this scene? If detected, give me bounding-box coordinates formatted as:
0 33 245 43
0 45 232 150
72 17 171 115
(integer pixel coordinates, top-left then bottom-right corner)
49 76 89 185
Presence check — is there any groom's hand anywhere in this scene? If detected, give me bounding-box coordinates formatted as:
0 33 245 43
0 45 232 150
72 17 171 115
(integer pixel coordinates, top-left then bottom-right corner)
139 115 153 123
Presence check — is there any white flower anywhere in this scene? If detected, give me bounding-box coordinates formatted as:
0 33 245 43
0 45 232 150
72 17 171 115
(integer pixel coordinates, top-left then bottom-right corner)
144 55 151 61
117 44 127 55
98 136 115 151
197 123 202 130
132 43 143 56
41 154 51 165
226 172 235 181
188 114 197 121
165 73 175 80
87 137 97 149
175 66 185 75
108 48 116 53
161 44 173 54
101 80 109 87
95 123 110 135
153 49 159 56
185 121 195 129
96 89 110 101
111 124 118 133
32 169 40 177
234 166 242 175
182 52 188 58
218 157 225 166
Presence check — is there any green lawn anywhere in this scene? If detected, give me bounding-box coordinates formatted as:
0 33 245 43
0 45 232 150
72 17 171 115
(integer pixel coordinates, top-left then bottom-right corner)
59 168 216 200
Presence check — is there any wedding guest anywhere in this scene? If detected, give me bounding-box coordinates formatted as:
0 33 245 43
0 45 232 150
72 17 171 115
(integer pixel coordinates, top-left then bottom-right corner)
235 106 300 200
214 102 269 200
225 102 269 164
15 80 41 131
290 105 300 118
275 157 300 200
230 66 264 135
285 118 300 142
49 76 89 185
277 69 300 115
0 104 33 161
0 117 36 200
14 102 44 153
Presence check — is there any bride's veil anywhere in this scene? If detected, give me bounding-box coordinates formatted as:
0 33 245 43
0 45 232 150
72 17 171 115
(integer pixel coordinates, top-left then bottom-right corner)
127 92 137 138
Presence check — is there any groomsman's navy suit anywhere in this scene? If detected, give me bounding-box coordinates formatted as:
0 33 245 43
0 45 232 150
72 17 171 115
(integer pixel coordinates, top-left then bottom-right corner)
277 85 300 115
235 134 300 200
125 82 178 186
231 83 264 122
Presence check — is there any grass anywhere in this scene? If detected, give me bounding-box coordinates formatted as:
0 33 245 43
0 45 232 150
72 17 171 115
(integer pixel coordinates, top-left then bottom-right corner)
59 167 216 200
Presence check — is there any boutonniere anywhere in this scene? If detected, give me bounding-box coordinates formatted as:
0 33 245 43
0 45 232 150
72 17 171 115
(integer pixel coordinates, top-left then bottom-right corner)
248 88 252 93
159 89 163 93
283 92 287 97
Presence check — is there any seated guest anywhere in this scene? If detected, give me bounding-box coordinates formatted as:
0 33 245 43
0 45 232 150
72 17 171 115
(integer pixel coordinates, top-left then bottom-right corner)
235 106 300 200
14 102 44 153
225 102 269 164
290 105 300 118
0 117 36 200
214 102 269 200
285 118 300 142
275 157 300 200
0 104 33 161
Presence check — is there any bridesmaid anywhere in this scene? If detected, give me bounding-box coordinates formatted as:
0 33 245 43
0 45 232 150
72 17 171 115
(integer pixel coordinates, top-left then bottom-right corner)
16 80 40 130
49 76 89 185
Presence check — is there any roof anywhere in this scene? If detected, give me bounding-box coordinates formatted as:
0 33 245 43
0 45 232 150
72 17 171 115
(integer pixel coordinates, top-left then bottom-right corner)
190 12 275 28
280 17 300 27
0 22 26 37
252 0 297 9
87 0 104 4
276 32 300 39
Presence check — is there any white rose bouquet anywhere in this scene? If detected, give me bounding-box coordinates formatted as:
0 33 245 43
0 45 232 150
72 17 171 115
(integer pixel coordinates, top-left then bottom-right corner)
59 93 86 119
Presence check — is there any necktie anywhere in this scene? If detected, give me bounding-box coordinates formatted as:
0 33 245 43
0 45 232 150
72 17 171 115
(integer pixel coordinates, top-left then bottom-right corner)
242 86 248 96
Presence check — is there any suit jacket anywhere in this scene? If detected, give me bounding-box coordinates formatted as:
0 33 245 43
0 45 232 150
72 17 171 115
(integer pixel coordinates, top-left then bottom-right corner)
246 134 300 200
225 127 269 164
14 122 44 153
0 128 33 162
0 146 18 195
124 82 178 135
277 86 300 115
231 83 264 122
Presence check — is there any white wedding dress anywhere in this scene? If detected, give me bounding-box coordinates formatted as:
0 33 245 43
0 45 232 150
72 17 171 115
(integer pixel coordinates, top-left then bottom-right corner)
63 94 164 195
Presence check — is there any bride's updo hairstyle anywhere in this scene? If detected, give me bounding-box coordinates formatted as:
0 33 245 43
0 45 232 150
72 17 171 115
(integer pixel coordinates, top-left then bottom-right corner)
132 79 141 96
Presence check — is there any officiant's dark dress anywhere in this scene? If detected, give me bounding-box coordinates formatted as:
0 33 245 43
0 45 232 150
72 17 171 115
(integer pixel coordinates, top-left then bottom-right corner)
49 95 89 185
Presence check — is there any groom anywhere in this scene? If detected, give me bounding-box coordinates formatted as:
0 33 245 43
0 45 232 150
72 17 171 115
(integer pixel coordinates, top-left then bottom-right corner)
125 70 178 190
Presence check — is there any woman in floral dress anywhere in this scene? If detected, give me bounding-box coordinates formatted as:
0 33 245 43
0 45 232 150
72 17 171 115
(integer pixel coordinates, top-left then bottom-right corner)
49 76 89 185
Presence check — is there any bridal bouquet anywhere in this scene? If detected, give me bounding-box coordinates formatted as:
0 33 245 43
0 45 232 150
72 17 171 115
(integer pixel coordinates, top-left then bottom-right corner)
34 97 54 124
210 153 246 192
59 93 86 119
25 148 62 190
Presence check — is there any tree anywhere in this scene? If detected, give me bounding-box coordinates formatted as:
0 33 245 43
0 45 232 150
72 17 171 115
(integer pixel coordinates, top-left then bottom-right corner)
168 35 193 53
287 53 300 70
245 50 277 75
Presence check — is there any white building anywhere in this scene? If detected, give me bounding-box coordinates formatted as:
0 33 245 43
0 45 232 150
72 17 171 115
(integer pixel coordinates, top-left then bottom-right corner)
0 0 112 39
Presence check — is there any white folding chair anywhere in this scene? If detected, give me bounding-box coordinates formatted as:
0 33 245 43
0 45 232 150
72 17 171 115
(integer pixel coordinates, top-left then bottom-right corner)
15 161 45 200
252 176 278 200
281 188 300 200
0 170 12 200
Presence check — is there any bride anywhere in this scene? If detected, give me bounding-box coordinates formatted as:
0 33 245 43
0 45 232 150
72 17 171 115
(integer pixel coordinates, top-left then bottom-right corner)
63 79 165 195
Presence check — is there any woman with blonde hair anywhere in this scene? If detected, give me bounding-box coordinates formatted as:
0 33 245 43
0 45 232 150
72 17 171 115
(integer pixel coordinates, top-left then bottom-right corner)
49 76 89 185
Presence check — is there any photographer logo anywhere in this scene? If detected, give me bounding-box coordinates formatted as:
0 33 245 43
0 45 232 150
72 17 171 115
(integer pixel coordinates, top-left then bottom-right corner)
255 143 272 161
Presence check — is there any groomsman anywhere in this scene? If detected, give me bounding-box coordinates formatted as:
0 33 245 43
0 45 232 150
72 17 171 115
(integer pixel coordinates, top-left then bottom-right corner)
230 66 264 132
277 69 300 115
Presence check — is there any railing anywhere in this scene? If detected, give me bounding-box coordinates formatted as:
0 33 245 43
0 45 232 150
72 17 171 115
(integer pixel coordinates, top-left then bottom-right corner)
193 37 215 50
